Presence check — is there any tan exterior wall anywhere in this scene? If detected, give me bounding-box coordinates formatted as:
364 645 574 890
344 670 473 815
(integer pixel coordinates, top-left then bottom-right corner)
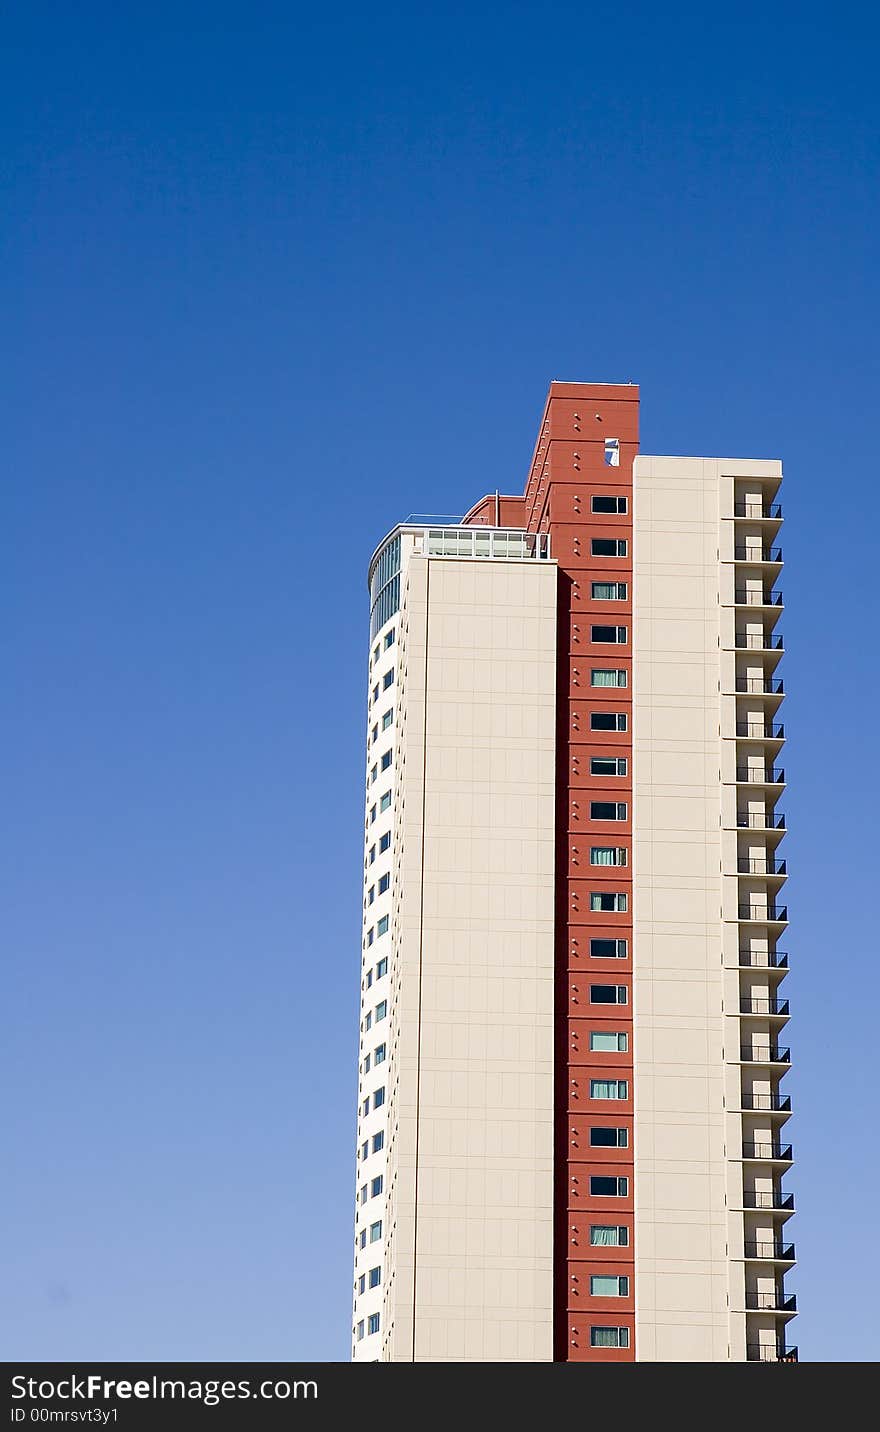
382 554 558 1361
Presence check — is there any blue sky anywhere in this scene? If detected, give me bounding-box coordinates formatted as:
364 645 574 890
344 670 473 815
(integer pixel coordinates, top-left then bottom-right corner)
2 1 878 1361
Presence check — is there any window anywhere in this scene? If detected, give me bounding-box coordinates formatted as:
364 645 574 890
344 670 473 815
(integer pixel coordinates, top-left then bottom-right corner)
591 538 628 558
591 625 627 644
374 1042 386 1064
371 1175 383 1197
592 495 627 514
378 873 390 895
590 1031 628 1052
590 1079 628 1100
373 645 380 662
591 1327 629 1348
371 724 378 744
379 792 391 812
590 1225 629 1247
369 805 376 824
590 1127 629 1148
590 938 628 958
590 1176 628 1196
380 750 392 772
367 1313 380 1335
591 756 627 776
373 1087 385 1109
590 892 627 912
592 582 627 600
366 928 374 947
366 970 373 989
384 628 395 648
359 1229 367 1250
369 845 376 864
370 764 377 784
369 1221 382 1242
364 1011 372 1030
590 712 627 731
591 669 627 687
377 915 389 936
382 710 393 730
379 832 391 853
383 669 394 689
372 684 379 704
604 437 620 466
368 1266 381 1288
375 999 387 1020
590 848 627 866
362 1054 371 1074
360 1140 368 1161
591 1275 629 1296
372 1131 384 1153
360 1183 368 1204
358 1273 365 1295
591 985 628 1005
376 957 389 978
591 802 627 820
367 886 375 905
356 1320 365 1341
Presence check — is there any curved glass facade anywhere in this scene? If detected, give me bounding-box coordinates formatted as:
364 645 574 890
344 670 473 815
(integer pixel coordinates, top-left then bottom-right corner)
370 534 401 638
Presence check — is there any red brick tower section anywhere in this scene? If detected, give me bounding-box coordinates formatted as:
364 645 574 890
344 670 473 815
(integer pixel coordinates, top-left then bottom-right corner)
526 382 639 1361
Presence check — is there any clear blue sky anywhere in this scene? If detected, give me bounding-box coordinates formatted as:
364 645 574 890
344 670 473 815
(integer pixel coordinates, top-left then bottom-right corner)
2 1 877 1362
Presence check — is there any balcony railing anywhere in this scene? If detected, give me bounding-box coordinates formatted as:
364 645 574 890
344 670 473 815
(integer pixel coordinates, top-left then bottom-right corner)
736 721 785 739
740 1045 791 1063
734 589 783 606
738 949 788 968
733 503 782 520
734 633 784 651
740 1092 792 1111
736 812 786 830
743 1242 796 1260
744 1291 797 1312
735 677 784 695
742 1190 795 1211
738 905 788 922
741 1142 794 1161
735 767 785 783
734 546 783 562
746 1344 798 1363
740 998 790 1016
737 858 787 876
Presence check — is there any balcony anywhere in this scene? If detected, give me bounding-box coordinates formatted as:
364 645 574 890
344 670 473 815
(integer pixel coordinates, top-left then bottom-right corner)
736 812 785 831
734 633 784 652
735 720 784 739
746 1344 798 1363
740 1092 792 1112
741 1142 794 1163
738 905 788 924
734 546 783 563
743 1242 796 1262
735 676 784 695
739 997 790 1017
733 502 782 520
737 949 788 970
744 1291 797 1313
737 859 787 877
735 768 785 786
734 589 783 606
742 1190 795 1212
739 1045 791 1065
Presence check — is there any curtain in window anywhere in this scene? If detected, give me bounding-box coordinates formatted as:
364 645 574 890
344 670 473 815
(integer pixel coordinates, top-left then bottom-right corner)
591 1328 619 1348
591 669 618 686
591 848 616 865
590 1227 618 1246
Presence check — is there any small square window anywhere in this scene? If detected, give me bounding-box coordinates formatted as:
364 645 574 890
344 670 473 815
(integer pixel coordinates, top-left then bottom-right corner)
375 999 387 1020
368 1266 381 1288
357 1320 365 1341
372 1131 384 1153
374 1043 386 1064
376 957 388 978
377 915 389 936
383 669 394 690
604 437 620 467
359 1229 367 1249
379 833 391 853
378 873 390 895
384 629 395 648
358 1273 365 1294
382 710 393 730
369 1220 382 1242
371 1174 383 1195
373 1088 385 1110
367 1312 380 1335
379 792 391 812
380 751 392 771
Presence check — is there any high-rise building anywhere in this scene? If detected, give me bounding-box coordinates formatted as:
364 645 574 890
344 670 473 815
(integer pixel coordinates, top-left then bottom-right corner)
351 381 795 1364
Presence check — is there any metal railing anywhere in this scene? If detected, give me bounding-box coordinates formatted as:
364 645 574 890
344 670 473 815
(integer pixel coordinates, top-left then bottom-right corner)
736 812 786 830
735 768 785 784
743 1242 796 1260
734 589 783 605
741 1142 794 1161
737 859 787 876
735 677 784 694
742 1190 795 1210
740 1092 792 1110
736 721 785 738
734 633 784 650
733 503 782 520
745 1291 797 1312
738 905 788 922
740 1046 791 1063
734 546 783 562
746 1344 798 1362
739 998 790 1016
738 949 788 968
